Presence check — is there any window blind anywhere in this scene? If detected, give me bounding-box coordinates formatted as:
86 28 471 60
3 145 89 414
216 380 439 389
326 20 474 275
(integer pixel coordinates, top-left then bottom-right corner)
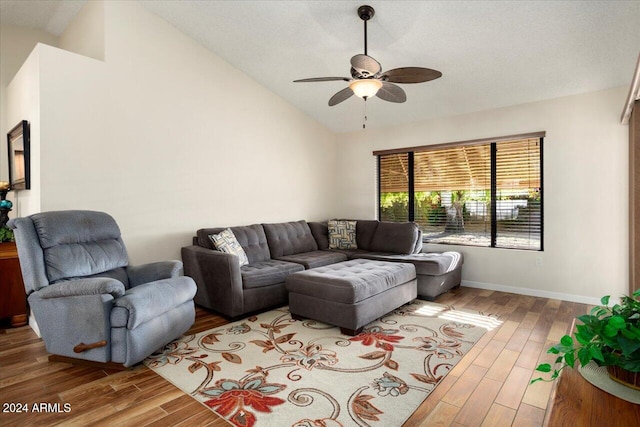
495 138 542 250
377 134 543 250
379 153 409 222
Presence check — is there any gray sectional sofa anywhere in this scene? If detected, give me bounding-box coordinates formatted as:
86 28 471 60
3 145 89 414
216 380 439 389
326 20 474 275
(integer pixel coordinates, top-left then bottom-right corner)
181 219 463 318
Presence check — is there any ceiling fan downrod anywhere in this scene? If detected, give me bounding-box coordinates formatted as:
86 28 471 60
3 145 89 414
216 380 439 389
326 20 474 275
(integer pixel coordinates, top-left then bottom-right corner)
358 5 375 56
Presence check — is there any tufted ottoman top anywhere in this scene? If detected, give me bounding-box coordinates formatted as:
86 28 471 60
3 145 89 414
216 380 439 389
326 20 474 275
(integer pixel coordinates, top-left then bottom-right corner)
285 259 416 304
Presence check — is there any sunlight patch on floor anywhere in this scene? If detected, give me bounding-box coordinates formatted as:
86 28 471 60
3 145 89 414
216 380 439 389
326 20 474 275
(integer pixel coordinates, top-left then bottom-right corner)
438 310 503 330
415 305 448 316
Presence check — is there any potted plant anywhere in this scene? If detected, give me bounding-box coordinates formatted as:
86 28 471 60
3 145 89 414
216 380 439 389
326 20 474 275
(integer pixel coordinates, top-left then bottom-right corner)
531 289 640 390
0 226 14 243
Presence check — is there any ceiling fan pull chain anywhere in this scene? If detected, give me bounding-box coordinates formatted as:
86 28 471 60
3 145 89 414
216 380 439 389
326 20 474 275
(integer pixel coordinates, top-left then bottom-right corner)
363 97 368 129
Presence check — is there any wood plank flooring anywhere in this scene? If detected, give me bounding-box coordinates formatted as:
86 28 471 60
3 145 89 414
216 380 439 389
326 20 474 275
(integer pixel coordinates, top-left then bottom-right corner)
0 287 590 426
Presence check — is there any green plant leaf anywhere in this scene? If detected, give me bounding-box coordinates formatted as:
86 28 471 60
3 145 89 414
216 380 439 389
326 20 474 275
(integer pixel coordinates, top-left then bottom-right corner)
577 314 599 326
589 346 605 362
548 346 560 354
617 335 640 357
621 329 636 340
578 347 591 366
619 359 640 372
604 324 620 337
560 335 573 347
575 325 595 345
535 363 551 373
564 351 575 368
601 295 610 306
0 226 14 243
608 316 626 330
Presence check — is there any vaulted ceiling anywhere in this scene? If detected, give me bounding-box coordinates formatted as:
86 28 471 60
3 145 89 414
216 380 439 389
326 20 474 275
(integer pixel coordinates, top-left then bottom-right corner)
2 0 639 133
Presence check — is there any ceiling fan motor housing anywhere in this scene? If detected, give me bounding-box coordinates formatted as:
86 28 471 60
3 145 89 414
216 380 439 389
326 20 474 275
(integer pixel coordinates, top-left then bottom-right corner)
358 5 375 21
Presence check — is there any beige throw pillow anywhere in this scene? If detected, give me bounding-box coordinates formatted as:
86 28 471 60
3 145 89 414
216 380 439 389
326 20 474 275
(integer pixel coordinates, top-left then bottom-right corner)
209 228 249 266
328 220 358 250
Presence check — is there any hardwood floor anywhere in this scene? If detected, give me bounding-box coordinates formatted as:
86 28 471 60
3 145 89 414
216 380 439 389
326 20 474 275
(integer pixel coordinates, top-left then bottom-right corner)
0 287 591 426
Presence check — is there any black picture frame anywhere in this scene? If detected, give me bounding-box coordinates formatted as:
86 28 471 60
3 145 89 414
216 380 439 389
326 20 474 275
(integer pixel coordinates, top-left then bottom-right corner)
7 120 30 191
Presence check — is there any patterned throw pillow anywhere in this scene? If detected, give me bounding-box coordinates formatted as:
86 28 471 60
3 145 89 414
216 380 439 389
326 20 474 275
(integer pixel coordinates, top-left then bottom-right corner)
328 220 358 250
209 228 249 266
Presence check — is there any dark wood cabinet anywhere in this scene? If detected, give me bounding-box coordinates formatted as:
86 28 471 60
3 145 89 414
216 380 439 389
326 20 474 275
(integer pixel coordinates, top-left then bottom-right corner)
0 242 27 327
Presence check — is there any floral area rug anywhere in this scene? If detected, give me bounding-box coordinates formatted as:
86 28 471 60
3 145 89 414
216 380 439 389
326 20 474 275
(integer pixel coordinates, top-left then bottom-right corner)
145 300 500 427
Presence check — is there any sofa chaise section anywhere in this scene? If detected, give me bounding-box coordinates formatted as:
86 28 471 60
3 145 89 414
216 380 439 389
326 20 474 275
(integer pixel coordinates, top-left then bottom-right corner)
308 220 463 300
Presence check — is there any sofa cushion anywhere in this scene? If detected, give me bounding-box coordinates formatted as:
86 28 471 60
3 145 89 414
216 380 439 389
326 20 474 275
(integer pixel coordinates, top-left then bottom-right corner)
308 221 329 250
328 220 358 249
241 260 304 289
353 220 379 250
263 220 318 258
324 248 372 259
369 221 419 254
277 250 348 269
209 229 249 266
196 224 271 264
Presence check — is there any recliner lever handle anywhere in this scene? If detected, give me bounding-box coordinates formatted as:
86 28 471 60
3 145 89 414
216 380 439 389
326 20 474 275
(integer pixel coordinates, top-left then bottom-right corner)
73 340 108 353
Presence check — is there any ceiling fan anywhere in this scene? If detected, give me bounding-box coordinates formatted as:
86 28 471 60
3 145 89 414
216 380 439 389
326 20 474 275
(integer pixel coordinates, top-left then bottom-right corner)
294 5 442 107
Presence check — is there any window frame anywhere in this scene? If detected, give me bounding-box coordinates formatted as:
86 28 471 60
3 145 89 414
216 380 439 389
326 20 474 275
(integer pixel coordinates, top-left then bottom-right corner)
375 131 545 251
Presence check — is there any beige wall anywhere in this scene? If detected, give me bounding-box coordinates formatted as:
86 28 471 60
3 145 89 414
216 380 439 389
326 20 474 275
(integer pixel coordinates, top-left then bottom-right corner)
58 0 104 61
0 24 57 203
5 47 42 217
335 87 629 303
7 0 338 264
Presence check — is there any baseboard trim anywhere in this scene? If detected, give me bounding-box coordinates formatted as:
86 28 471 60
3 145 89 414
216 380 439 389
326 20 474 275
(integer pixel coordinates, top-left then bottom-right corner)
461 280 615 306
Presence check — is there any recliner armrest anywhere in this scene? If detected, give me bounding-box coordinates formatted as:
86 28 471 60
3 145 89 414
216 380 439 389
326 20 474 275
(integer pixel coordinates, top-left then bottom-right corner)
37 278 126 299
126 260 183 287
114 276 197 329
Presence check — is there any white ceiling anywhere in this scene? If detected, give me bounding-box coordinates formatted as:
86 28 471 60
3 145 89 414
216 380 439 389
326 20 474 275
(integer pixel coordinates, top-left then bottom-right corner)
2 1 640 133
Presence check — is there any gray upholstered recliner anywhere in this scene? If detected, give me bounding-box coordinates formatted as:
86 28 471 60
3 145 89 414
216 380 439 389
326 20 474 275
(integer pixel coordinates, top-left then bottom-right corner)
9 210 197 367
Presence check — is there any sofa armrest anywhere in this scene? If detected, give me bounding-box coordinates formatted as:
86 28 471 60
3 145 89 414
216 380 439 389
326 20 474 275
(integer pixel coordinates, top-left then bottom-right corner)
127 261 183 287
181 245 244 317
114 277 196 329
37 278 126 299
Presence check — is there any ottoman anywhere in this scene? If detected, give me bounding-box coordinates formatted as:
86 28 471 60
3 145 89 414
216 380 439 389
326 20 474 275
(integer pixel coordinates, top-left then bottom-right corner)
285 259 417 335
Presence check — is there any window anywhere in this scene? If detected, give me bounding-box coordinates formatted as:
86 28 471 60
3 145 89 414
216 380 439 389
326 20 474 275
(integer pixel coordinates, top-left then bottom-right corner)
376 133 543 251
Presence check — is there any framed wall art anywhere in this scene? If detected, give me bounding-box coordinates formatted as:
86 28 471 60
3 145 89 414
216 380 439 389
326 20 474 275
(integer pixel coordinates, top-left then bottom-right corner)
7 120 30 190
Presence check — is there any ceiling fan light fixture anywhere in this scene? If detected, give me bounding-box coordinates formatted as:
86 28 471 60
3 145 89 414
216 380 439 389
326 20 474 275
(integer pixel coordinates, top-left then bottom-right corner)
349 79 383 98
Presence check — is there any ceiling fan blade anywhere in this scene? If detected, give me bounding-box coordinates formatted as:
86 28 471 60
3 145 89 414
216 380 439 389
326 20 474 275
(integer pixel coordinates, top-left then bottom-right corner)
294 77 351 83
350 54 381 77
376 82 407 103
328 87 354 106
382 67 442 84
